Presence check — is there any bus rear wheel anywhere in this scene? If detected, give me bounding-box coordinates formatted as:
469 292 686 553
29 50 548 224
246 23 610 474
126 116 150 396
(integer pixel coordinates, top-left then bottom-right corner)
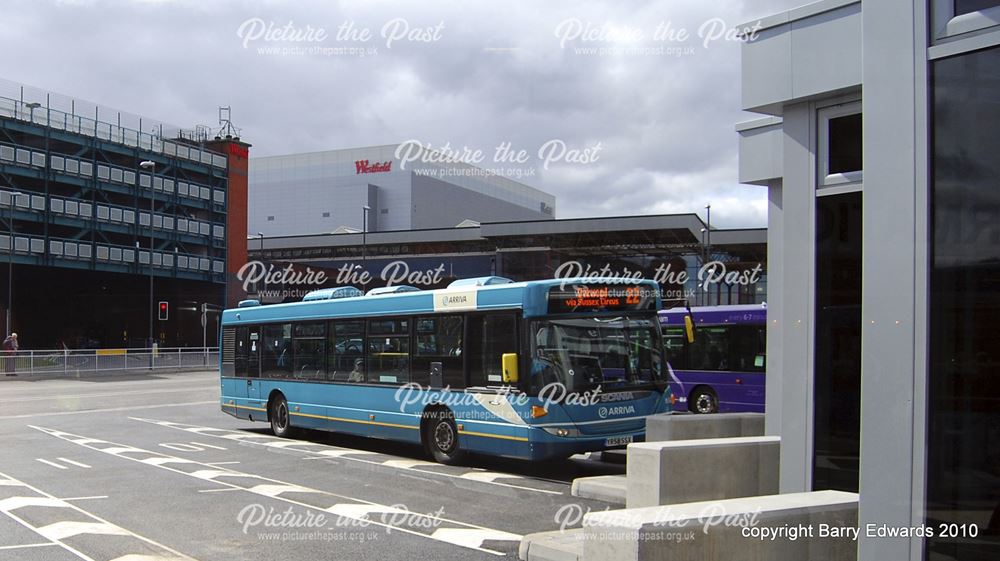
270 395 294 437
689 387 719 414
425 410 466 465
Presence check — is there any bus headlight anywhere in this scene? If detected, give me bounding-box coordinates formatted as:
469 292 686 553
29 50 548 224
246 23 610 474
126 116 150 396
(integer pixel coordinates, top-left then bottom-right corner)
541 427 581 437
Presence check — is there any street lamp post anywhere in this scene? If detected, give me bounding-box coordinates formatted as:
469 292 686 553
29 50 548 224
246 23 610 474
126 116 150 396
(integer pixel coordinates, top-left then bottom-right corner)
257 232 265 297
6 191 22 337
705 204 712 306
139 161 156 363
362 205 370 291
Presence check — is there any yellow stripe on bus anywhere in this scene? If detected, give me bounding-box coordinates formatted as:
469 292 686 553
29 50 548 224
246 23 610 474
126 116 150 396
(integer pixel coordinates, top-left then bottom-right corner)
291 411 418 431
458 430 529 442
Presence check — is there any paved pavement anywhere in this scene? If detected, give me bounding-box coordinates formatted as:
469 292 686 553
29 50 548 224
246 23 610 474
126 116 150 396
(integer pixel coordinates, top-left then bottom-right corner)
0 371 623 560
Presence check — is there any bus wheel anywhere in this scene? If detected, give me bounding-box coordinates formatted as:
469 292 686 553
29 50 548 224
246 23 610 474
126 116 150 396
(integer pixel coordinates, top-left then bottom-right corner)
426 410 465 465
270 395 293 437
689 387 719 414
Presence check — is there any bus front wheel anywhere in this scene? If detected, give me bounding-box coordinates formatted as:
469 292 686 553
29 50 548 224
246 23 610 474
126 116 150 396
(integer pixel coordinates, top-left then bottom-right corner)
689 387 719 414
425 410 465 465
270 394 294 437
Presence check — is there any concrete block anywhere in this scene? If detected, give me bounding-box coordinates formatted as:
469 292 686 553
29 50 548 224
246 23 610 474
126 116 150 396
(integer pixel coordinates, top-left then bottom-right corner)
646 412 765 442
519 529 584 561
571 475 627 505
584 490 858 561
626 437 779 508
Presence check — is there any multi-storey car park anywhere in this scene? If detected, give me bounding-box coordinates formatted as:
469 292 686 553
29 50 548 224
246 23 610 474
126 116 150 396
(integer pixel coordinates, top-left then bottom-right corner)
0 85 249 349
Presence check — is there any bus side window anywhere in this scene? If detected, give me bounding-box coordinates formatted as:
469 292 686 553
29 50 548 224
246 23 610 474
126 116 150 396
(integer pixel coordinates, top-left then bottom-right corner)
262 323 292 379
367 318 410 385
411 315 463 388
688 326 730 371
662 326 688 370
235 326 248 377
292 322 326 380
730 325 765 372
328 320 365 383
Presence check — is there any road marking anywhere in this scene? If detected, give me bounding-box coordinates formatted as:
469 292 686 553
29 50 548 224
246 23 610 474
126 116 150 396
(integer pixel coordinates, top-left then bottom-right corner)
11 385 220 404
0 400 217 420
31 426 522 556
37 520 131 540
189 441 227 450
196 488 241 493
0 543 58 550
205 461 240 466
130 417 562 496
57 458 92 468
61 496 108 502
0 469 199 561
36 458 68 470
0 496 67 511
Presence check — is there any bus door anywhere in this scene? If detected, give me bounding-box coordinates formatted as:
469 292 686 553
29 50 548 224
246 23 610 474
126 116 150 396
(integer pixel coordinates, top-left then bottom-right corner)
246 328 262 403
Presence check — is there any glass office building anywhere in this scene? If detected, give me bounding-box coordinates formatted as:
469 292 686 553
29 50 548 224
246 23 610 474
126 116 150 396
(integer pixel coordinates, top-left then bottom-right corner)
738 1 1000 559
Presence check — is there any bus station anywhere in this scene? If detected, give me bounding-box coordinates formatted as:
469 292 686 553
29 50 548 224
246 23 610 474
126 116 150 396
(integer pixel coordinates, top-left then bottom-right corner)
0 1 997 560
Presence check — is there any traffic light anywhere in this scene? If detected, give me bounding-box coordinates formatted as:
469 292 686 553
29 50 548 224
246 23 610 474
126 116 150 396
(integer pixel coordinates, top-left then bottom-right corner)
158 301 168 321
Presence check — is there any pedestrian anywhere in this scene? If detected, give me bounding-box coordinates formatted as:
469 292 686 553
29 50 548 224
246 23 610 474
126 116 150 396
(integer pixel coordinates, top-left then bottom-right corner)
3 332 19 376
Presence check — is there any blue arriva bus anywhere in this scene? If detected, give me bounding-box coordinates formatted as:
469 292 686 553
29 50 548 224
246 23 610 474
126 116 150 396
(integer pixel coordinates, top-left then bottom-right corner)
660 304 767 414
220 277 672 464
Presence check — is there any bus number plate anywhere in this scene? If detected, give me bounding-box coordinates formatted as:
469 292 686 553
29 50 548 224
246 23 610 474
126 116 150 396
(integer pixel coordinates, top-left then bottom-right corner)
605 435 633 447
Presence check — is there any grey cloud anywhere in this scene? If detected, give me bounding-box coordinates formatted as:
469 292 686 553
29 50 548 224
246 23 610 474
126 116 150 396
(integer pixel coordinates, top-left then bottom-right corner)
2 0 799 228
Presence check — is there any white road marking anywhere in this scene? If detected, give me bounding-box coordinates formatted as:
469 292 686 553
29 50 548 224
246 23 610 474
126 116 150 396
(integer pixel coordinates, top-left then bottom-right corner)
0 496 68 511
60 496 108 502
246 484 312 497
32 426 521 556
189 441 227 450
130 417 563 495
37 521 131 540
431 528 522 548
0 469 200 561
57 458 91 468
205 461 240 466
383 459 438 469
36 458 68 470
196 488 241 493
0 543 58 550
0 400 217 420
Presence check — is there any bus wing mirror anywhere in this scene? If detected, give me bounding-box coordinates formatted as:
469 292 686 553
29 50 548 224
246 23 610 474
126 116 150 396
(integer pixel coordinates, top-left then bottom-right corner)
502 353 519 384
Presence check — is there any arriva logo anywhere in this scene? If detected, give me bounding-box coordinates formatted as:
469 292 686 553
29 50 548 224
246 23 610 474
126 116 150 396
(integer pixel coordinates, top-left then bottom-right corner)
598 405 637 418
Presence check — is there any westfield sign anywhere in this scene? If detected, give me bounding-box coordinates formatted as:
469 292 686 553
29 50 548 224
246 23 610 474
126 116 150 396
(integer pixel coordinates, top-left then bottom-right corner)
355 159 392 174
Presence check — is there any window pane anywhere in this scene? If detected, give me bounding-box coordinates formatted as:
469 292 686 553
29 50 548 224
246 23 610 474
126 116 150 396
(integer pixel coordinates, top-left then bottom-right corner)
329 320 365 382
813 192 862 494
928 45 1000 559
662 327 688 370
367 318 409 384
828 113 862 174
294 322 325 338
293 339 326 380
687 326 730 371
954 0 1000 16
481 315 516 386
262 323 292 378
412 315 463 387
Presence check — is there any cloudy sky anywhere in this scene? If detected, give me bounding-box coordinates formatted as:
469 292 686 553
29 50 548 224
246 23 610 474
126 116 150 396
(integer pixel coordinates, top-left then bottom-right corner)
1 0 801 228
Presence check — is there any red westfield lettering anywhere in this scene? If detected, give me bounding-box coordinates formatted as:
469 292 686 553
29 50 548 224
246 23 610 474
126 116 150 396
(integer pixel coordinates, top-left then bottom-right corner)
355 159 392 174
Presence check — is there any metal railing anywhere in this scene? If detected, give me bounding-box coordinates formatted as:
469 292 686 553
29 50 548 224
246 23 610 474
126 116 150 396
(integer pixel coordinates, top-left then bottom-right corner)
0 347 218 377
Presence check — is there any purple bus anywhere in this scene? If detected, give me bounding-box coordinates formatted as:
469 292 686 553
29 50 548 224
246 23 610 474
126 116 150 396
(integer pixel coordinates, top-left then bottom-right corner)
659 304 767 414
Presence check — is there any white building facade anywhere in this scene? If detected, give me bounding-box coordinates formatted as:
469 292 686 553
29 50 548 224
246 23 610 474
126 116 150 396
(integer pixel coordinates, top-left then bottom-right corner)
249 143 555 237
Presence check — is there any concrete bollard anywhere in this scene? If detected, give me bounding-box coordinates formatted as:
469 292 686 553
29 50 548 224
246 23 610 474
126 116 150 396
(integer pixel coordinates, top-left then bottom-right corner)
584 490 859 561
626 436 780 508
646 412 764 442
